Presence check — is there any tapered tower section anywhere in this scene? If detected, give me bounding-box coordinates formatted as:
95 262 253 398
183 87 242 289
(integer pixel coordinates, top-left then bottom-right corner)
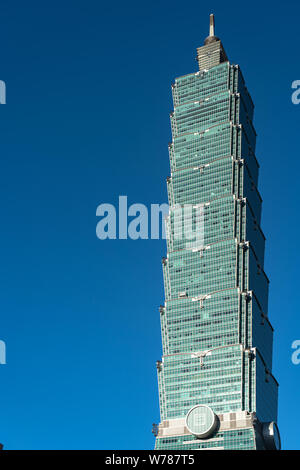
155 15 280 450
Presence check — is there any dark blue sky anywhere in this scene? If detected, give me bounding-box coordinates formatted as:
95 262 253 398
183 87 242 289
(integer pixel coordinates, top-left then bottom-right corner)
0 0 299 450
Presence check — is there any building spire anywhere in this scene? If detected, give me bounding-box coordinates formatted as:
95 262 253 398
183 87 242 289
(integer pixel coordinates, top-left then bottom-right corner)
209 14 215 37
204 13 219 45
198 13 228 70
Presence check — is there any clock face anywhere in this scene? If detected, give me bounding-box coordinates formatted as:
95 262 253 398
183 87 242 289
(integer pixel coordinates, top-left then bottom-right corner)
186 405 217 438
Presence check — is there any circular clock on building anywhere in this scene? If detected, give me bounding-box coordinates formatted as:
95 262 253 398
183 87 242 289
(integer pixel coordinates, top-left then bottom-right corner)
262 422 281 450
186 405 217 438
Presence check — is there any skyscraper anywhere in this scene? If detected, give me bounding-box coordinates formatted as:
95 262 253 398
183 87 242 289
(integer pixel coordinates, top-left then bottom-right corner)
154 15 280 450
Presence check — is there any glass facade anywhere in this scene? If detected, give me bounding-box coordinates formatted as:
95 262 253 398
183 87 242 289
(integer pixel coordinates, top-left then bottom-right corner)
155 16 280 450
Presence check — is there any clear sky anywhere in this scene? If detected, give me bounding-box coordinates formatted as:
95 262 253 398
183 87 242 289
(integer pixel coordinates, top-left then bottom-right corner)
0 0 299 450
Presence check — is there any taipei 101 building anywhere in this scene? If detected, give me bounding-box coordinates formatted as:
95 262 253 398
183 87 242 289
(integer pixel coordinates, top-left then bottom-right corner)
154 15 280 450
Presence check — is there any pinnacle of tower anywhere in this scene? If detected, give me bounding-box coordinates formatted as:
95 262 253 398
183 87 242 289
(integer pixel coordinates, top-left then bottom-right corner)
204 14 220 45
209 13 215 36
197 13 228 71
